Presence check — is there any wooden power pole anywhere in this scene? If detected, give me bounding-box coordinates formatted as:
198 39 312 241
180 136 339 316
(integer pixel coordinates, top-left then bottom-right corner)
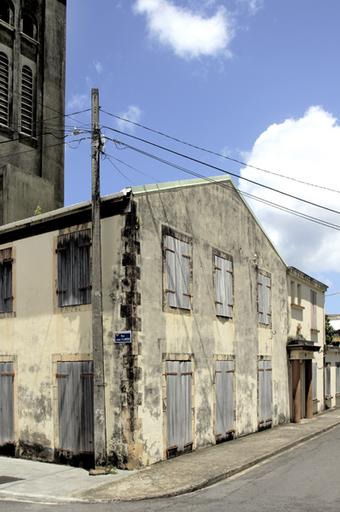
91 88 107 466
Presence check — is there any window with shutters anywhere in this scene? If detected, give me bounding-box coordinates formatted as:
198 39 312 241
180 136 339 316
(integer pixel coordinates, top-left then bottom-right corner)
0 248 13 314
20 65 35 137
0 1 14 26
257 270 271 326
311 290 317 330
57 230 91 308
163 228 192 311
0 52 10 127
213 252 233 319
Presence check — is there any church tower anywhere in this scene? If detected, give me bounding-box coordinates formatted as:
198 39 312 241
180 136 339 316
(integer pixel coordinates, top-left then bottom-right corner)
0 0 66 224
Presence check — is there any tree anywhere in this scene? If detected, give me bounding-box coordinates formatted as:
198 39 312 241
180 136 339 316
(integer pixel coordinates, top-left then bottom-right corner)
325 315 335 345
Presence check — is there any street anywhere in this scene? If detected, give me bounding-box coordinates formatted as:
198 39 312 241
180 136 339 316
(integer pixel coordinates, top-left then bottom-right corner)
1 424 340 512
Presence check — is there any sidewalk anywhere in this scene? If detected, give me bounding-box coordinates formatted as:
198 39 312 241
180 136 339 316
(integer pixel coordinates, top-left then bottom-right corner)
1 409 340 504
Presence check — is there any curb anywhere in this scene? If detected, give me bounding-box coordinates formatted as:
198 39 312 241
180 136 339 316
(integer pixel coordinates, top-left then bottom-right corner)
0 419 340 505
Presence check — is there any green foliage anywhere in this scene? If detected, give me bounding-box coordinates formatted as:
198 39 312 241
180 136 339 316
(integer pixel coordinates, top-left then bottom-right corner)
34 205 43 216
325 315 335 345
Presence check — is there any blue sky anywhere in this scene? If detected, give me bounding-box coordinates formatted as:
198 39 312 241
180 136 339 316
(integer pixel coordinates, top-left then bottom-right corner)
64 0 340 312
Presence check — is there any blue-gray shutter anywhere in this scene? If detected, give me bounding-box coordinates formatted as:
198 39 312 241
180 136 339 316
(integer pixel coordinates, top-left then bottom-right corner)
257 273 264 323
325 364 331 397
258 359 272 425
0 249 13 313
336 364 340 395
214 256 233 318
177 240 191 310
166 361 192 452
0 362 14 445
164 236 191 310
263 275 271 325
215 360 234 437
164 235 177 307
57 230 91 307
57 361 94 454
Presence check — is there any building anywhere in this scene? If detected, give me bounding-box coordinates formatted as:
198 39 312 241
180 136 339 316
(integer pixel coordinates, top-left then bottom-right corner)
287 267 327 422
0 0 66 225
0 175 301 468
325 314 340 408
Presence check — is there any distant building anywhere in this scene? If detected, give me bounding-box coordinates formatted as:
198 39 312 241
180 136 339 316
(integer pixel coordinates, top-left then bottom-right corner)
325 314 340 407
287 267 327 421
0 0 66 225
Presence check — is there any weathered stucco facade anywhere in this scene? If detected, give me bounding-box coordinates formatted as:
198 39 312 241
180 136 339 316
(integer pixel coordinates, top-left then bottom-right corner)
0 177 327 469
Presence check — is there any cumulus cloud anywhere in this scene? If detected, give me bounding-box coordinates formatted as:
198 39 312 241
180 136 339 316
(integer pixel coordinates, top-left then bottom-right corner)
238 0 263 15
116 105 142 133
133 0 232 59
239 106 340 273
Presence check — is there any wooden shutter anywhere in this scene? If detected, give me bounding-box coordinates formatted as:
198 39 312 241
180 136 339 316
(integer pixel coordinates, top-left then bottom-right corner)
0 362 15 445
215 360 234 437
258 359 272 426
0 248 13 313
312 362 317 401
57 230 91 307
258 272 271 325
166 361 192 454
0 52 9 127
164 235 191 310
21 65 34 136
214 255 233 318
57 361 94 455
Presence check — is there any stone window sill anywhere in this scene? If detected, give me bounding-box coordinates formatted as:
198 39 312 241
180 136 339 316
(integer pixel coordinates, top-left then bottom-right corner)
291 303 304 310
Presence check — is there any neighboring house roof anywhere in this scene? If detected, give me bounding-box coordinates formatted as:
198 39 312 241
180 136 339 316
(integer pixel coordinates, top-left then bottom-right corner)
287 266 328 292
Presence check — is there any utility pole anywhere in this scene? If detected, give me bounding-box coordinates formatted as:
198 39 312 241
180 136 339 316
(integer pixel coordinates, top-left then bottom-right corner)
91 88 107 467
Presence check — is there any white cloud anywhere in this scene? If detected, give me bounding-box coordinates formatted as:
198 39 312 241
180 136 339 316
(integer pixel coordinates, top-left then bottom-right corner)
93 61 103 74
239 106 340 274
116 105 142 133
237 0 263 15
67 93 88 111
133 0 232 60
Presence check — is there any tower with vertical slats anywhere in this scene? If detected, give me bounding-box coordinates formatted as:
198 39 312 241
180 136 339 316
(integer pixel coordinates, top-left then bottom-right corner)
0 0 66 224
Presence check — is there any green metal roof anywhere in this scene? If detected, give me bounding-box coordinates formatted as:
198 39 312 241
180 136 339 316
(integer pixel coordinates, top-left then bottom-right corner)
131 175 231 195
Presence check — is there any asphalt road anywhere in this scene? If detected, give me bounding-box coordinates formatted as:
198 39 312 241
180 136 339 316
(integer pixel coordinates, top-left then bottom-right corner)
1 424 340 512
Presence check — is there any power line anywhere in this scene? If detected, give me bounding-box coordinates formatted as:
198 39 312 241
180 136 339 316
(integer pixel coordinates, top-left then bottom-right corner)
101 108 340 196
102 127 340 218
103 139 340 232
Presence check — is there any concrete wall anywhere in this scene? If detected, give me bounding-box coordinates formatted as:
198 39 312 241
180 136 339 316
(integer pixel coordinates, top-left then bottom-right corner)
288 271 326 413
134 181 289 466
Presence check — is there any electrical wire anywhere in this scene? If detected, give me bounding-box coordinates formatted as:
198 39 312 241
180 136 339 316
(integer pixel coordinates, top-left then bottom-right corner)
103 138 340 232
101 108 340 196
102 129 340 218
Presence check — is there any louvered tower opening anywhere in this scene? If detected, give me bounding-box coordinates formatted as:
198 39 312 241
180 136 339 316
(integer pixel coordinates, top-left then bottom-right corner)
0 53 9 127
21 65 34 136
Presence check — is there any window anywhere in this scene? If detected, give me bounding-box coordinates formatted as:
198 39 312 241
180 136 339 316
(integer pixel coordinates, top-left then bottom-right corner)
0 248 13 313
214 253 233 318
164 232 191 310
297 283 302 305
0 1 14 25
21 14 37 40
57 230 91 307
257 271 271 325
311 290 317 330
290 280 296 304
20 65 35 136
0 52 9 127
